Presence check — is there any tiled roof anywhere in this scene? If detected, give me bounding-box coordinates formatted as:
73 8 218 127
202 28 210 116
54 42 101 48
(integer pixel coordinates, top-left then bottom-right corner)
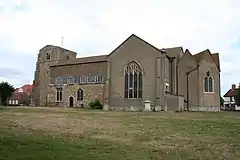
9 84 33 100
21 84 33 93
9 91 20 100
223 88 238 97
9 92 29 101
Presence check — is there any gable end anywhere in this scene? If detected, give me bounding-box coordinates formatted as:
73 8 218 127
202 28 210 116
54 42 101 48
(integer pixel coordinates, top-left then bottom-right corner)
193 49 220 71
107 34 175 58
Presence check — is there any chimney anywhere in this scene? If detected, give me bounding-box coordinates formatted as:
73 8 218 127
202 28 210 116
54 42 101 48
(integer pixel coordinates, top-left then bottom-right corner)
232 84 236 89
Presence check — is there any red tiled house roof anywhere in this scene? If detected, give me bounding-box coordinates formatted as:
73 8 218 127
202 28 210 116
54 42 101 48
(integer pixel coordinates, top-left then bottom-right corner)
9 84 33 101
223 88 238 97
223 84 239 97
21 84 33 93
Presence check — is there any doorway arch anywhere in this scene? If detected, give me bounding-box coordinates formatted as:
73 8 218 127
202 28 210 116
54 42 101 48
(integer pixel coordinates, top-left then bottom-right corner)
69 96 74 107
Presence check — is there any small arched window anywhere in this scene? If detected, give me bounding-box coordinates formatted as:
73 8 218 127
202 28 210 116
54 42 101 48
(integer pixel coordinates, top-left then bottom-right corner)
204 71 214 93
77 88 84 101
56 88 63 102
124 61 143 99
46 53 50 60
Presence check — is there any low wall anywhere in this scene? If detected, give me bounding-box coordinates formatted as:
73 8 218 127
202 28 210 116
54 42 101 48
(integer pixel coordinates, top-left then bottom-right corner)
235 105 240 111
108 105 144 111
190 105 220 112
165 93 184 111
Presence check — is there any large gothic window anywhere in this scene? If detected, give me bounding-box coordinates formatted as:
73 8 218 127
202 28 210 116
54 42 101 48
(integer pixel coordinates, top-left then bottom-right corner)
77 88 84 101
204 71 214 93
124 61 143 99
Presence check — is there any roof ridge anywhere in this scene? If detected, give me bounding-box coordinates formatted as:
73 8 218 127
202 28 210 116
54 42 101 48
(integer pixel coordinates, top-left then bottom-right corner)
182 49 198 65
193 49 210 62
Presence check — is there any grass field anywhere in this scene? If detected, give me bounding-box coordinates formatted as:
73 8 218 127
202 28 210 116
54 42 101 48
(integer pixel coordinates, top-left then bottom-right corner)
0 107 240 160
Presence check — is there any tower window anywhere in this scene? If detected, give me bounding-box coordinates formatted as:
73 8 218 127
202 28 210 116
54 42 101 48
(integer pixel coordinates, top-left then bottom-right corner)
46 53 50 60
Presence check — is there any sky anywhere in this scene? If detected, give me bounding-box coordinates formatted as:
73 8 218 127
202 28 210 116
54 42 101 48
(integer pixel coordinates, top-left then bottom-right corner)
0 0 240 95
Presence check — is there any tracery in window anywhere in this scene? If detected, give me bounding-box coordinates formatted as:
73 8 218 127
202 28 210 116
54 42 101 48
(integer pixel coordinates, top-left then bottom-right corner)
204 71 214 93
124 61 143 99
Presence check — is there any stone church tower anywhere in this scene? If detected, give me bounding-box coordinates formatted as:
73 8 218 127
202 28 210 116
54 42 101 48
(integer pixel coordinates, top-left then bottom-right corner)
31 45 77 106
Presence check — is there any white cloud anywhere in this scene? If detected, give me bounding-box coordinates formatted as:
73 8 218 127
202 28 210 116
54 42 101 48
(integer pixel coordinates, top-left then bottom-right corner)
0 0 240 94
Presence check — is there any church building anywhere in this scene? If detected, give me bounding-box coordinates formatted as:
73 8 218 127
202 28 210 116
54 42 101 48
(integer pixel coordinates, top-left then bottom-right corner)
31 34 221 111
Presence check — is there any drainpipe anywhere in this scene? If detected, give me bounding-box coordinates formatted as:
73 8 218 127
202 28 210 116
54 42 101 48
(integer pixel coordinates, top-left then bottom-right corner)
169 57 175 93
176 65 179 95
186 65 199 111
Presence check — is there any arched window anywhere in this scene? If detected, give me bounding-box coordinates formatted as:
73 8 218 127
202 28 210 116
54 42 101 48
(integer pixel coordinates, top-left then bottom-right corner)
77 88 84 101
204 71 214 93
124 61 143 99
46 53 50 60
56 88 63 102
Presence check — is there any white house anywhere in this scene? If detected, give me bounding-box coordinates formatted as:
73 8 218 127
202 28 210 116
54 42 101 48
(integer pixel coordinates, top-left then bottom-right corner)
223 84 240 111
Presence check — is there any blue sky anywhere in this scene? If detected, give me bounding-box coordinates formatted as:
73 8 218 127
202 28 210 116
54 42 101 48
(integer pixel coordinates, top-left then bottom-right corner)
0 0 240 95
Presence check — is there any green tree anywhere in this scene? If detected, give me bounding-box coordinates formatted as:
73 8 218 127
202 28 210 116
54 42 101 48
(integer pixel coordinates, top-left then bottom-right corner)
0 81 15 105
235 88 240 106
220 97 224 106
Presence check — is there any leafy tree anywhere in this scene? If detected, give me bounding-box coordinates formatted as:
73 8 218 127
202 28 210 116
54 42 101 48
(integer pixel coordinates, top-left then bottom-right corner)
220 97 224 106
235 88 240 106
0 81 15 105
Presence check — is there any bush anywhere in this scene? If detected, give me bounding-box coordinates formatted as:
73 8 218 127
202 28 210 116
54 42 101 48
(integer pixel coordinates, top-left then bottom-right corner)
23 100 30 106
88 99 103 109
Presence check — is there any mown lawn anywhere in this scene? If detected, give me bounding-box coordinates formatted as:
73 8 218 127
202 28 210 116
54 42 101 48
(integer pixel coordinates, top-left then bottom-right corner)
0 107 240 160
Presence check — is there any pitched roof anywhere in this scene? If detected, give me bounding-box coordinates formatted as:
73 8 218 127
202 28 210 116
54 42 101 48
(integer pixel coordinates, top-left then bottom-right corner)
47 34 220 70
50 55 108 67
21 84 33 93
185 49 198 64
9 92 29 101
223 88 238 97
193 49 208 63
9 83 34 101
165 47 183 58
108 34 183 58
9 91 20 100
192 49 220 71
51 34 183 67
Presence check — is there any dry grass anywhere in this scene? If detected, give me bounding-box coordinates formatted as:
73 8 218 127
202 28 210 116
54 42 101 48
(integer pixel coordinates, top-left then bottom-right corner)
0 107 240 160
